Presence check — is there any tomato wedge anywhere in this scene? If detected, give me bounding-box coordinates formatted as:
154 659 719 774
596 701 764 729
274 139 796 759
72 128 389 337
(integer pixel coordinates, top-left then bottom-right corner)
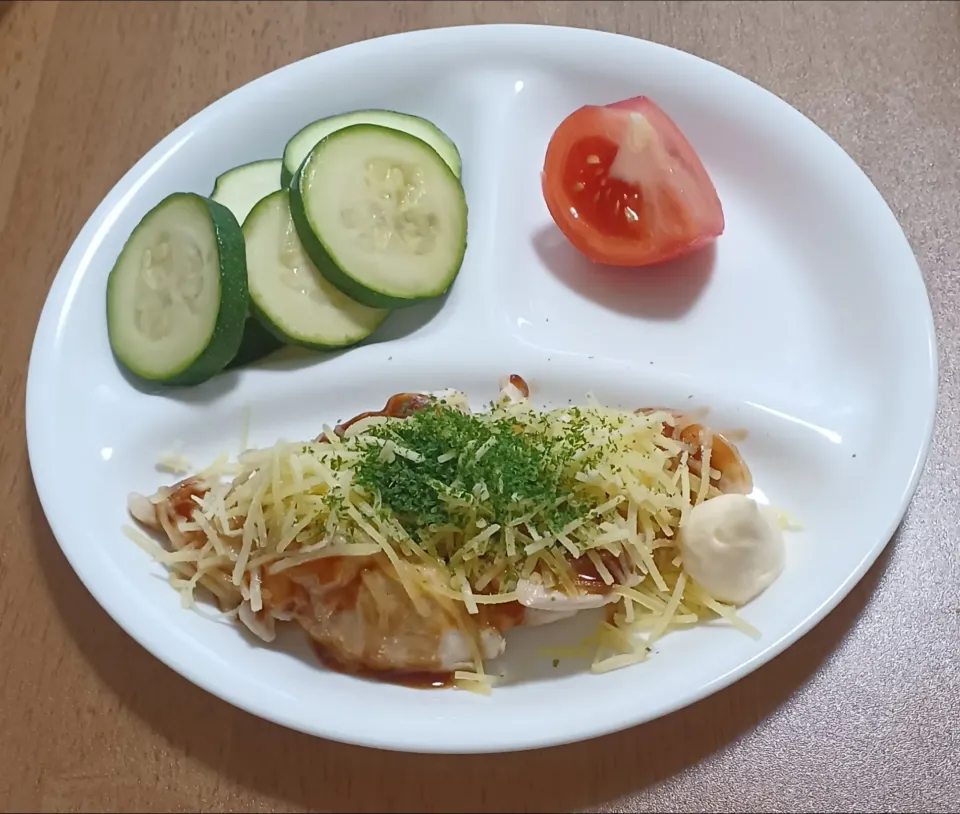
542 96 724 267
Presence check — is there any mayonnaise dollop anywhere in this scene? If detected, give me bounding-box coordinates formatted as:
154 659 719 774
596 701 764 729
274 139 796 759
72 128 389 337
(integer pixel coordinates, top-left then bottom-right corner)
679 494 785 605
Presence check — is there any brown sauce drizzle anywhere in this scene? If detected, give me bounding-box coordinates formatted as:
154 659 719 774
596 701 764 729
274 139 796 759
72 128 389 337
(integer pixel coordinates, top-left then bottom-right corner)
309 640 453 689
166 478 208 521
569 551 622 594
478 600 527 632
508 374 530 398
317 392 436 442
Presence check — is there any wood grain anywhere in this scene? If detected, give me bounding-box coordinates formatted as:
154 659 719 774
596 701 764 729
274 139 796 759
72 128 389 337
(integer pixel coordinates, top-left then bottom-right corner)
2 2 958 812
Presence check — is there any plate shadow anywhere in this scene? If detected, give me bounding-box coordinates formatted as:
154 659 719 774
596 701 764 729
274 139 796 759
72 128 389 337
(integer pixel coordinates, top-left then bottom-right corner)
31 482 894 813
533 224 716 320
113 289 450 402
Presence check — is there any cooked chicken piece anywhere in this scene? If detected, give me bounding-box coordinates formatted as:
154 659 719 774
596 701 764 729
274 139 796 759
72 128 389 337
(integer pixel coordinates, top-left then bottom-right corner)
515 549 642 626
516 577 614 620
129 392 751 681
130 475 512 676
127 492 159 528
272 556 509 674
127 476 209 530
639 408 753 494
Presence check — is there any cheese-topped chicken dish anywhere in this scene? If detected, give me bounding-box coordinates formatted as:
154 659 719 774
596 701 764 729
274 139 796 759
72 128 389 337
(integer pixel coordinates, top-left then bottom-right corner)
127 376 786 691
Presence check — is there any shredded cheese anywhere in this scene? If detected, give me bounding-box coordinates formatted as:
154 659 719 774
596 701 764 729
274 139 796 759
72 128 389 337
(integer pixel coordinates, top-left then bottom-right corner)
128 381 777 692
648 572 687 643
453 670 494 695
156 449 192 476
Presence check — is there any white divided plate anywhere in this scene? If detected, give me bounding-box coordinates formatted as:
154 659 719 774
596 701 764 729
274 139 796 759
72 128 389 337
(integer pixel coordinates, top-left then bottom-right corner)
26 25 937 754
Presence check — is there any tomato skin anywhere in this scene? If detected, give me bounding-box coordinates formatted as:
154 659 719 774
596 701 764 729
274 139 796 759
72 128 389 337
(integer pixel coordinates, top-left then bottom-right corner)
542 96 724 268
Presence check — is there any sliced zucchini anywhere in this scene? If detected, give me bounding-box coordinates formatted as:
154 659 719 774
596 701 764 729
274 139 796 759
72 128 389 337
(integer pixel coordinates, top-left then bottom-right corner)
210 159 285 368
281 109 461 186
244 189 388 350
289 125 468 309
211 159 283 225
107 193 248 385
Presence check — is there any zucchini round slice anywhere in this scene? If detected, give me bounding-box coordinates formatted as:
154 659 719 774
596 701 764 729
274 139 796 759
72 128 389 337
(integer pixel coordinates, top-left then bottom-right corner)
106 193 248 386
211 158 283 226
282 109 461 186
289 124 468 309
244 189 388 350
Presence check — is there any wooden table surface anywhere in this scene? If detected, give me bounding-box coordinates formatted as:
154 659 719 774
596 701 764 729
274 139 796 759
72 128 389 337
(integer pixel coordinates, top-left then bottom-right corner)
2 1 959 811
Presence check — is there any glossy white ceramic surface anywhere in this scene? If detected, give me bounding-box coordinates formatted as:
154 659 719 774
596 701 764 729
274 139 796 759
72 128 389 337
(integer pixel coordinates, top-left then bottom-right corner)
26 25 936 753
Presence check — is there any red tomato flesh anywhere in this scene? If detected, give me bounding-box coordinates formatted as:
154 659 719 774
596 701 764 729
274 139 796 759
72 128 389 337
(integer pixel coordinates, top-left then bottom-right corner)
542 96 724 267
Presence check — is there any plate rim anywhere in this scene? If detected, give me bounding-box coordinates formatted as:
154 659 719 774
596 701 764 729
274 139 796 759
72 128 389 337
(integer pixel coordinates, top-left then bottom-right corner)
25 23 939 753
